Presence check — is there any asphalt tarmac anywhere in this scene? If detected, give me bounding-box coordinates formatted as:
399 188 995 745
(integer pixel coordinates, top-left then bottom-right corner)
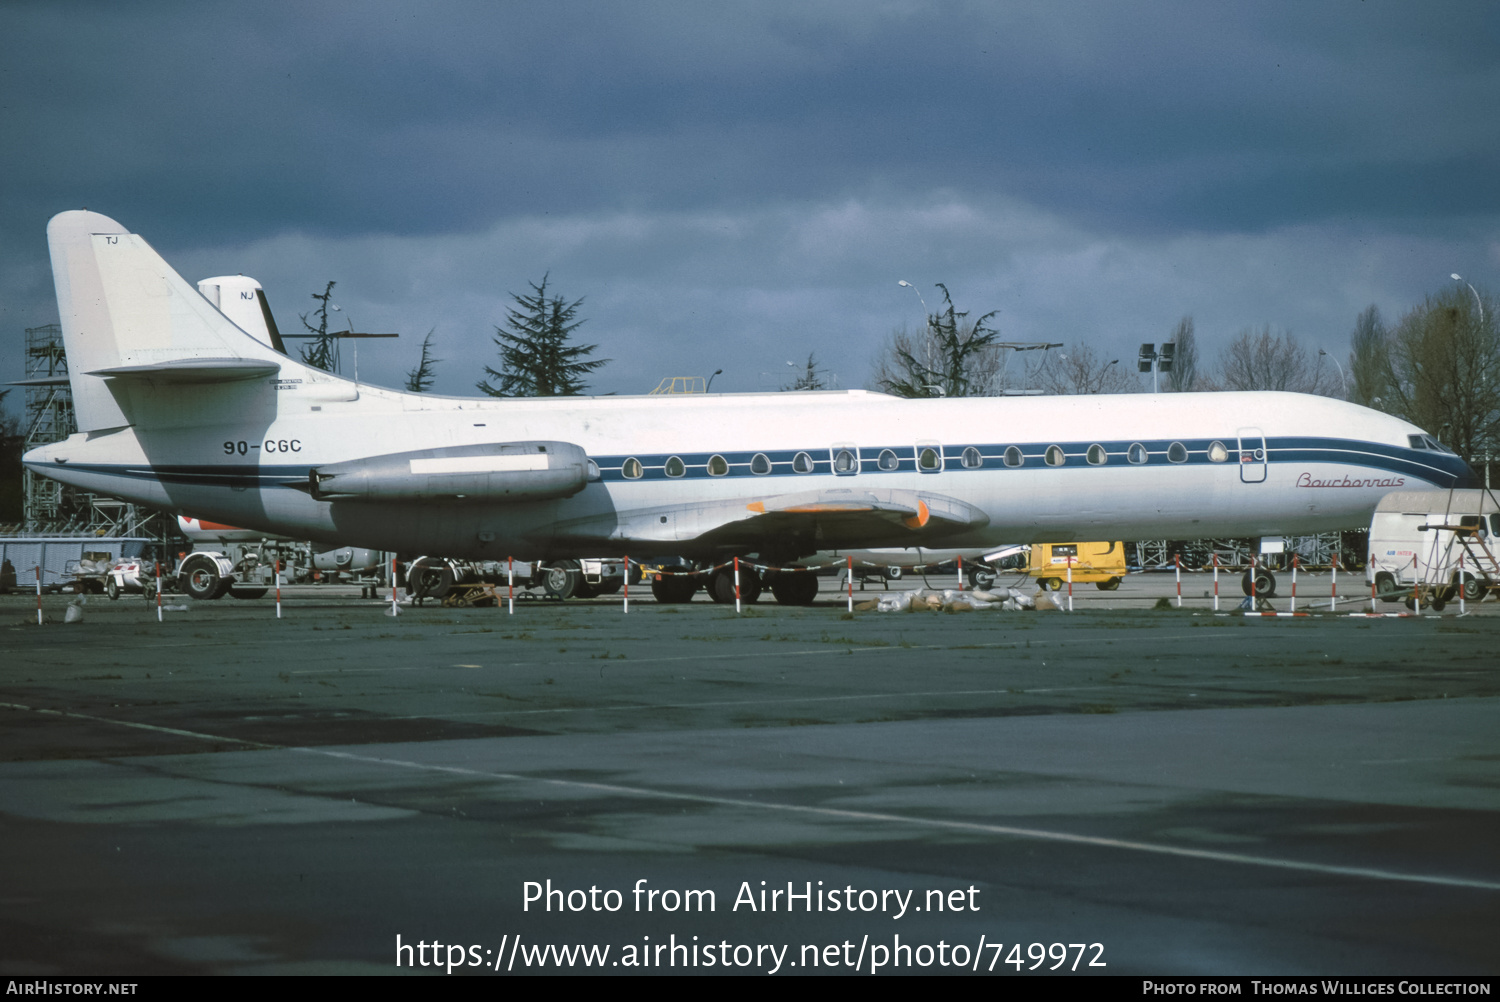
1 574 1497 976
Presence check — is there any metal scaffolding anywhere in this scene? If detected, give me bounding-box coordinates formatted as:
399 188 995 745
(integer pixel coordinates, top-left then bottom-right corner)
18 324 168 539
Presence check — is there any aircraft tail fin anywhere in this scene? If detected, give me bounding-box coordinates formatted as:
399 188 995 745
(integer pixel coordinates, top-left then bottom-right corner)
47 210 295 432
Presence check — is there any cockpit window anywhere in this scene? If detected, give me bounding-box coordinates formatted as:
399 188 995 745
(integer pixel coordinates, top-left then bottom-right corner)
1408 435 1427 450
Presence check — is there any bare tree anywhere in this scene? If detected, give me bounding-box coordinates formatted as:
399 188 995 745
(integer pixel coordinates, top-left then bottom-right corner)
1381 285 1500 468
1217 327 1334 394
298 281 339 372
1347 305 1390 409
781 353 831 391
871 284 1001 397
1166 316 1199 392
404 330 441 393
1038 343 1135 394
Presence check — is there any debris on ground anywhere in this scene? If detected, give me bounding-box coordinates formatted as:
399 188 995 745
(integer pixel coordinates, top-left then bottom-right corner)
865 587 1044 613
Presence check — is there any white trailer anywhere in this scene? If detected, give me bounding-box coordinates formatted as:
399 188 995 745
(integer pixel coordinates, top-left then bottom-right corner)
1367 489 1500 607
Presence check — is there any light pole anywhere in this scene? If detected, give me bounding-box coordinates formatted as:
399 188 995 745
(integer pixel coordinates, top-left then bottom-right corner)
1318 349 1347 397
1452 274 1483 325
705 368 723 393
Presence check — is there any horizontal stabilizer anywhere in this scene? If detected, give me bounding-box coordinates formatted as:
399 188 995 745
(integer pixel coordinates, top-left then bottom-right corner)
88 358 282 383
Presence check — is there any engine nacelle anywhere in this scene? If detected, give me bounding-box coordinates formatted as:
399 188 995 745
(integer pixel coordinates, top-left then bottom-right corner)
313 546 383 573
309 441 591 503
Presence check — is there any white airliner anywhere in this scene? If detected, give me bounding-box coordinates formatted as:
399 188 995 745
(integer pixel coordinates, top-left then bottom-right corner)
24 210 1475 604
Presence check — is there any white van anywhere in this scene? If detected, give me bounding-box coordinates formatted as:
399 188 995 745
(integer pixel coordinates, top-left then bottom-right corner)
1367 489 1500 605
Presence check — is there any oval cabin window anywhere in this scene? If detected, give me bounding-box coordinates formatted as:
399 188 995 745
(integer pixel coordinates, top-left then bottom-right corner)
1004 446 1023 468
1086 444 1107 466
1127 443 1148 465
622 458 643 479
1167 442 1188 464
833 449 857 474
793 452 815 474
750 453 771 475
708 454 729 476
1045 445 1065 467
1208 441 1228 463
877 449 899 471
665 456 686 477
961 447 982 469
918 447 941 471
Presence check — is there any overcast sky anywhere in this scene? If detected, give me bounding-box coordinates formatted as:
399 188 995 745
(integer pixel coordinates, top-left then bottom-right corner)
3 1 1498 403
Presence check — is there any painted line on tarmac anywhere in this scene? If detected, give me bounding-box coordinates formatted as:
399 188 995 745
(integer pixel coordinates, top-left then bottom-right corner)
5 698 1498 894
300 746 1500 894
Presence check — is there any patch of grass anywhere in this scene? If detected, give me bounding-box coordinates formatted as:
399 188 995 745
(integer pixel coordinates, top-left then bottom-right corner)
1079 704 1118 714
1153 597 1174 610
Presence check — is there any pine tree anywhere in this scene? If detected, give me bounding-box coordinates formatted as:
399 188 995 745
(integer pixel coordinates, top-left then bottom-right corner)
476 275 608 396
299 281 339 372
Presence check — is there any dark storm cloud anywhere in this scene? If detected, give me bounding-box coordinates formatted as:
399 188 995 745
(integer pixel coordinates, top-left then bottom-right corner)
4 1 1497 244
2 1 1499 400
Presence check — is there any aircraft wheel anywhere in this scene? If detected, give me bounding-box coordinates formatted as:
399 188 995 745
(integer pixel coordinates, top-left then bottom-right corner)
710 566 761 604
594 579 623 596
1404 596 1417 611
1241 569 1276 598
770 571 820 606
884 566 903 580
1096 577 1122 591
229 586 268 600
650 573 698 604
542 560 582 600
1429 596 1447 612
1374 572 1401 603
409 559 455 600
105 577 121 601
573 580 600 600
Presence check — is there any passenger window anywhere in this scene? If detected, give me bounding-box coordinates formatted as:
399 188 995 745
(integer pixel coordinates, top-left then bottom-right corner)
918 447 941 472
1168 442 1188 463
622 458 643 479
1208 441 1228 463
750 453 771 475
1004 446 1023 468
665 456 686 478
793 451 815 474
707 454 729 476
1086 444 1106 466
832 448 857 475
961 447 982 469
1045 445 1065 467
1128 443 1147 464
877 449 899 471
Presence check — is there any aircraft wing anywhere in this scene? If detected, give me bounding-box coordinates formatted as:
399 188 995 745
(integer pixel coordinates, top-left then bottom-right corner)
553 487 989 551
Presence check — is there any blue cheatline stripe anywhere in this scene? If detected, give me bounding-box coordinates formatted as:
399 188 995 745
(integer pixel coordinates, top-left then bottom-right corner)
32 435 1471 491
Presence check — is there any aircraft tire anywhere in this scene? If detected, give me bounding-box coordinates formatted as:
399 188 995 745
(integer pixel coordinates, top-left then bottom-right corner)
542 560 582 600
1241 569 1276 598
650 574 698 604
884 566 903 580
105 577 120 601
1096 577 1122 591
179 555 227 601
709 566 760 604
594 579 623 596
769 571 819 606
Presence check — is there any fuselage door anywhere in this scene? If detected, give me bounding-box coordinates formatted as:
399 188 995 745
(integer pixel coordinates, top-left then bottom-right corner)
1237 427 1267 483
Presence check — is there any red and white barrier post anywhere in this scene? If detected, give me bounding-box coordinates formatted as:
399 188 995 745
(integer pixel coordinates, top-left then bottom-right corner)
1212 552 1220 612
623 556 629 615
1175 553 1182 608
1330 553 1339 612
847 555 854 613
734 557 742 614
275 557 282 619
507 556 515 615
1290 553 1298 613
36 565 43 625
